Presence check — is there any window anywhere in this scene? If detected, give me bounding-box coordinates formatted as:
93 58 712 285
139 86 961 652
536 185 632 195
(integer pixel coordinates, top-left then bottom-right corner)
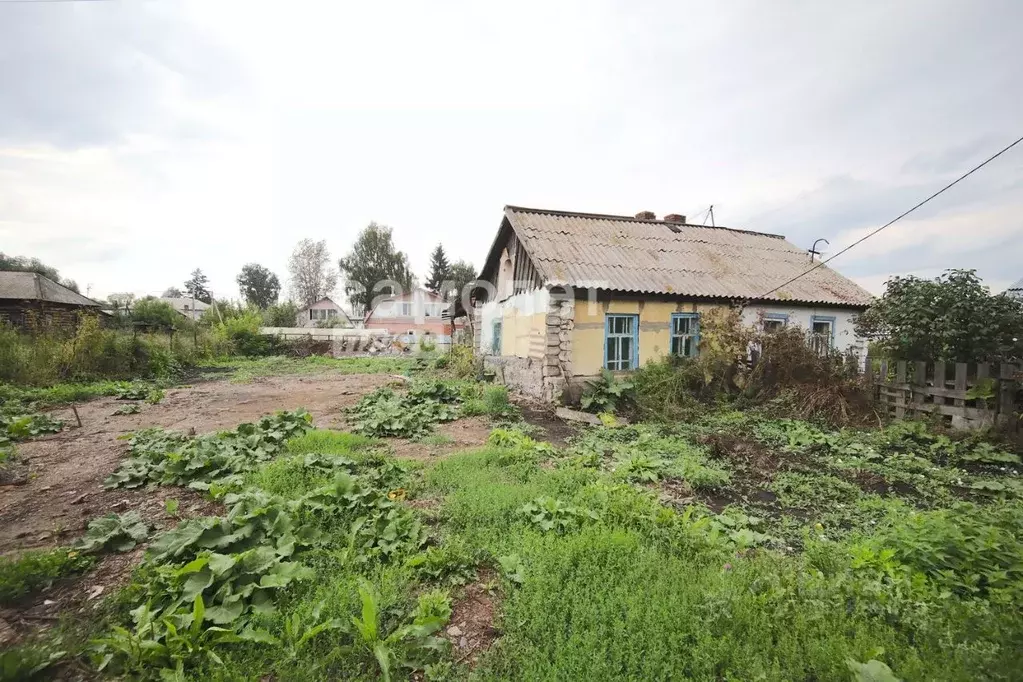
400 302 412 316
605 314 638 370
810 315 835 354
762 313 788 333
491 320 502 354
670 313 700 357
310 308 339 321
425 303 442 317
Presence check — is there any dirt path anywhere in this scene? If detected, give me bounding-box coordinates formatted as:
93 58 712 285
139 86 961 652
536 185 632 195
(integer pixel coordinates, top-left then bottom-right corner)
0 373 392 554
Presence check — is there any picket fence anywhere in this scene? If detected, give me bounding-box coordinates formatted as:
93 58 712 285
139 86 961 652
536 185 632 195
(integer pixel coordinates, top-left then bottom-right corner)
867 359 1022 429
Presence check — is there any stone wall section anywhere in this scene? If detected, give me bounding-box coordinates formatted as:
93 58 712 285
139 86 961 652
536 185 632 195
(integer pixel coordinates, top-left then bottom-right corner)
541 296 574 402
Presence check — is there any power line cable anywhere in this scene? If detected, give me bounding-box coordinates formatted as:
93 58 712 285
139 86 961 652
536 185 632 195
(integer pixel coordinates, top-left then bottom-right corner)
754 133 1023 300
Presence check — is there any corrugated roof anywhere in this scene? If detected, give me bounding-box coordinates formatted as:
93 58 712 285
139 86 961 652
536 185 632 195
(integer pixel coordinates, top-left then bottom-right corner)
0 272 101 306
500 206 874 307
1007 277 1023 300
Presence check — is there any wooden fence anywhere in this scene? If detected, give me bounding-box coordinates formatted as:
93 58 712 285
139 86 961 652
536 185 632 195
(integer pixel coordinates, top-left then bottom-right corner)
868 359 1022 429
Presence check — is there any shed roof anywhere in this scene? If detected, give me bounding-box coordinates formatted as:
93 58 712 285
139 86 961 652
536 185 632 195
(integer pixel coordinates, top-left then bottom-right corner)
0 272 101 307
1007 277 1023 300
484 206 873 307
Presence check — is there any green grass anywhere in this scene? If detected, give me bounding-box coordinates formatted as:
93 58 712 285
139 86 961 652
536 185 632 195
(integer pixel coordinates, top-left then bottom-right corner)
0 379 136 407
285 429 380 456
0 548 95 605
208 355 418 382
15 396 1023 681
420 438 1023 681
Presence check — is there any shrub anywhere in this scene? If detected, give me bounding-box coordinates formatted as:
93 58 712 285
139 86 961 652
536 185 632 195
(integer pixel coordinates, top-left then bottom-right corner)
630 307 873 425
264 301 300 327
444 345 480 380
215 311 286 357
131 298 181 328
580 369 634 413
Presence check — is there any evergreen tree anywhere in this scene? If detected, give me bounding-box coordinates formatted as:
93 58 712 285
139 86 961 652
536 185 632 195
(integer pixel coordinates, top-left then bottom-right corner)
425 244 451 293
184 268 212 304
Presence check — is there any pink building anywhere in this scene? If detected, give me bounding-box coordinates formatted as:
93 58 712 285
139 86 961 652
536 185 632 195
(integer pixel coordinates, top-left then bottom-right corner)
364 288 464 344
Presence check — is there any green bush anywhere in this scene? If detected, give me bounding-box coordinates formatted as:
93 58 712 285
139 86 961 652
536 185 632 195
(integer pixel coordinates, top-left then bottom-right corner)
580 369 634 413
214 311 286 357
263 301 300 327
132 298 182 328
444 345 481 380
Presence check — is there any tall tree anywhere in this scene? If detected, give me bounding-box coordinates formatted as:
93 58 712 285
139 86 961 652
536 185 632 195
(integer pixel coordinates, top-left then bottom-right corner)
0 252 80 293
425 244 451 293
446 260 477 302
855 269 1023 361
236 263 281 309
337 222 415 315
288 239 339 308
184 268 212 304
161 287 183 298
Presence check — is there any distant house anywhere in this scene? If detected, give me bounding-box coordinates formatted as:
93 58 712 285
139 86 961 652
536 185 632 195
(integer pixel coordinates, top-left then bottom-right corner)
159 297 211 321
296 297 352 328
0 271 102 330
1006 277 1023 301
364 288 465 344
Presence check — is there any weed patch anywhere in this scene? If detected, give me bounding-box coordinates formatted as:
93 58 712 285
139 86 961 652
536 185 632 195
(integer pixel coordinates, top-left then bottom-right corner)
0 548 95 605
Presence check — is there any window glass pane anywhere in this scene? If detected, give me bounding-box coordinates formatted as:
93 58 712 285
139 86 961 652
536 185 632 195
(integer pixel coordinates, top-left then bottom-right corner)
622 317 633 334
606 339 616 365
670 336 681 356
683 336 693 356
764 319 783 332
812 321 831 335
620 337 632 369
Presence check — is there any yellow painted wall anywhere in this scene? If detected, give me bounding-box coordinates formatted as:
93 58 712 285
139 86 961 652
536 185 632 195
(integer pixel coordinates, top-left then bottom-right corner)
500 308 547 359
571 299 725 376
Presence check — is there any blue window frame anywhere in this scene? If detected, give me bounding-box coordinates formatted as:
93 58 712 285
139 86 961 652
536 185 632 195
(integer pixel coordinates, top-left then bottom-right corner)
604 314 639 370
810 315 836 354
670 313 700 357
762 312 789 333
491 320 502 355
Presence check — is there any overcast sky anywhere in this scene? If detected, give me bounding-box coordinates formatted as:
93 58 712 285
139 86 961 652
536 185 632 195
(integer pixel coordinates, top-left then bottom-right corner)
1 0 1020 303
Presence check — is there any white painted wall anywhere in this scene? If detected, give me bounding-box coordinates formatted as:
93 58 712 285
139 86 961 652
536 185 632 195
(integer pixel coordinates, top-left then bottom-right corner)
480 288 550 355
740 304 865 355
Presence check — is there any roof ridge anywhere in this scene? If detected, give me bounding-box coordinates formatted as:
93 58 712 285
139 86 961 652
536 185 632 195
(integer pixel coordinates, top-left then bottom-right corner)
504 204 786 240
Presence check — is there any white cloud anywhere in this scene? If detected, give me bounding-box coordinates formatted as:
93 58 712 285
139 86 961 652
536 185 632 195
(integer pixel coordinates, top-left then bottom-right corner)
0 0 1020 302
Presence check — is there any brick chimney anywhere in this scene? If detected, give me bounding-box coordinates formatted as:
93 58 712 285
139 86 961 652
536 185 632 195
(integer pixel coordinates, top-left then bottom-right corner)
663 214 686 223
634 211 656 220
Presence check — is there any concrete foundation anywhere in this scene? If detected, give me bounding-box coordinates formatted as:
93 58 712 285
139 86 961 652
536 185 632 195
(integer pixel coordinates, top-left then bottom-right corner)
483 356 545 400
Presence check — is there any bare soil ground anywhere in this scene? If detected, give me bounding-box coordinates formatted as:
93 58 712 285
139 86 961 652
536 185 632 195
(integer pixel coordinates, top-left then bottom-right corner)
0 373 392 555
444 568 501 669
0 373 557 652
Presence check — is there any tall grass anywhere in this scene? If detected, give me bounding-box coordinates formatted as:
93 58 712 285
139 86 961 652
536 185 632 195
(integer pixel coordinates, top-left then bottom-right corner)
0 317 230 386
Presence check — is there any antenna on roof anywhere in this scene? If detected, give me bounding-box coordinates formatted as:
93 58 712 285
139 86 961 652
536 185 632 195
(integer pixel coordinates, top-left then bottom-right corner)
809 238 829 262
701 205 715 227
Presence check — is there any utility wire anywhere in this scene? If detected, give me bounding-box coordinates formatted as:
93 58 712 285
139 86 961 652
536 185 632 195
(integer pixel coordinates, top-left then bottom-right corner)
754 133 1023 300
